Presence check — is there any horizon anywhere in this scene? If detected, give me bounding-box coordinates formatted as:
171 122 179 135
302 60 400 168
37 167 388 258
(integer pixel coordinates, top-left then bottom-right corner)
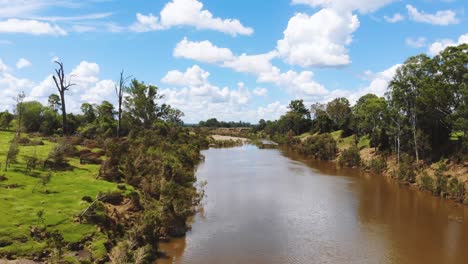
0 0 466 123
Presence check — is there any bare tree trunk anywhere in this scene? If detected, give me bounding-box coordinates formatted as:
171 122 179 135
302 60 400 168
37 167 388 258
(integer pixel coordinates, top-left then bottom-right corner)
52 61 75 137
115 70 131 137
411 111 419 163
60 91 67 135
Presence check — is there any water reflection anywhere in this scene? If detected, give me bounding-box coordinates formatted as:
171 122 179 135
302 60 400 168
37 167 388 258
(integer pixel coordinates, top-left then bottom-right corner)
157 145 468 264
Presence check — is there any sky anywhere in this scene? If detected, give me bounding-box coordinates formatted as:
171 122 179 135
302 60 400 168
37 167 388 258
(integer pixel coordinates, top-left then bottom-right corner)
0 0 466 123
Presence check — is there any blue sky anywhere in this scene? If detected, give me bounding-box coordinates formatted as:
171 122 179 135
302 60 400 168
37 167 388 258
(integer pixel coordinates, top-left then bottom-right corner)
0 0 466 123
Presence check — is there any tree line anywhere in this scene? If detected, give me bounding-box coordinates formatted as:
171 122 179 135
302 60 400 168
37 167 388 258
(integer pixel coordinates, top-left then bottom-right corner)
257 44 467 163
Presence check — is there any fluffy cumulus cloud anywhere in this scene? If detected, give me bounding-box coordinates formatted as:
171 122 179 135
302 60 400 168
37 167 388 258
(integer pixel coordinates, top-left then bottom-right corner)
405 37 427 48
292 0 397 14
160 65 260 122
174 37 234 63
16 58 32 69
276 9 359 67
384 13 404 23
406 5 459 25
130 0 253 36
427 33 468 56
172 38 328 98
0 19 67 35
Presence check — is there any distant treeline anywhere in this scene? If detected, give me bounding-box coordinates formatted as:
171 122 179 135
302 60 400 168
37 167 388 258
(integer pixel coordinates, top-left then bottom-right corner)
197 118 253 128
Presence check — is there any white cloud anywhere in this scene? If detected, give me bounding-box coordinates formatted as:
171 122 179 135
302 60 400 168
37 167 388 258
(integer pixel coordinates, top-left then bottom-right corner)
405 37 427 48
174 37 234 63
257 101 288 121
292 0 397 14
406 5 459 25
16 58 32 69
384 13 404 23
69 61 100 84
161 65 258 122
276 9 359 67
80 79 115 105
129 13 163 32
172 38 328 99
427 33 468 56
253 87 268 96
130 0 253 36
0 72 35 111
162 64 210 86
0 19 67 35
223 51 278 75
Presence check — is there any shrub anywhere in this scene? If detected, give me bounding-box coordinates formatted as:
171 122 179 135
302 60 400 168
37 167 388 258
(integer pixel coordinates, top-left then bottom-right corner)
338 146 361 167
447 178 465 202
419 172 434 193
369 157 387 174
300 133 337 160
433 161 448 196
396 154 416 183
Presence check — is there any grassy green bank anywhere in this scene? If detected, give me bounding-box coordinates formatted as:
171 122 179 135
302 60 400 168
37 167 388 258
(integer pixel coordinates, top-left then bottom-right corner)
0 131 123 261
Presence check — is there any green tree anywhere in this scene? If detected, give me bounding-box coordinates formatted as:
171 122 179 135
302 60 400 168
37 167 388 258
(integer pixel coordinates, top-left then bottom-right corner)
288 99 311 119
0 111 13 130
47 94 61 112
21 101 44 133
326 97 352 132
124 79 163 129
353 94 388 149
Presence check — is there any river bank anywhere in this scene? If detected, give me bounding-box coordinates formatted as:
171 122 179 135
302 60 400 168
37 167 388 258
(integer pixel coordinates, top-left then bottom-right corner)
284 132 468 206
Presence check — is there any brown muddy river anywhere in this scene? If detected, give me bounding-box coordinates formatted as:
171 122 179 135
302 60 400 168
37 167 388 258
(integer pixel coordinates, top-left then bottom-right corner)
157 145 468 264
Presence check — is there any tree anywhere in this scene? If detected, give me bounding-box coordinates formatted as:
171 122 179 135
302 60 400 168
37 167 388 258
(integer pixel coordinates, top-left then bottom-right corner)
288 99 311 119
52 61 75 135
124 79 163 129
22 101 44 133
80 103 97 124
326 97 352 132
0 111 13 130
353 94 388 149
159 104 184 125
96 101 116 136
48 94 61 112
4 141 19 171
388 55 433 162
116 70 131 137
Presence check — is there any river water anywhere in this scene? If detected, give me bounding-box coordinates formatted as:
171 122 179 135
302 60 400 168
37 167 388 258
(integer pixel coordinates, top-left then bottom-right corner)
157 145 468 264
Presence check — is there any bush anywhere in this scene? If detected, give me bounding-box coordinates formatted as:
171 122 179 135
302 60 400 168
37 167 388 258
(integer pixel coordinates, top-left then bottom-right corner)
369 157 387 174
419 172 434 193
299 133 337 160
338 146 361 167
396 154 416 183
447 178 465 202
433 161 448 196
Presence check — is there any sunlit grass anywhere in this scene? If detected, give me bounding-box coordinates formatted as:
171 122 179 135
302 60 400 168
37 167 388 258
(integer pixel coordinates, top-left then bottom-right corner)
0 131 119 257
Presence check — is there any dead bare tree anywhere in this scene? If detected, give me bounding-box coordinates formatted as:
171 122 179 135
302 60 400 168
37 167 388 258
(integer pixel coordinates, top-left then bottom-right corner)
115 70 131 137
14 91 25 138
52 61 75 136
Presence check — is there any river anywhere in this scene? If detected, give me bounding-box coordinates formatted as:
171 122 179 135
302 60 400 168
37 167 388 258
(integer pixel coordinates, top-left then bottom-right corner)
157 145 468 264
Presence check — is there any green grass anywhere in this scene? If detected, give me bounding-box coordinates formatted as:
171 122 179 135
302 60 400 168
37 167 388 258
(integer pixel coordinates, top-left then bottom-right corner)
0 131 120 257
329 130 370 150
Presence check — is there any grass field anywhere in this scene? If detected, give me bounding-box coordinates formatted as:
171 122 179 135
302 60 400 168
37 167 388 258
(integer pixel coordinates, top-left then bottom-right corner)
0 131 119 259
